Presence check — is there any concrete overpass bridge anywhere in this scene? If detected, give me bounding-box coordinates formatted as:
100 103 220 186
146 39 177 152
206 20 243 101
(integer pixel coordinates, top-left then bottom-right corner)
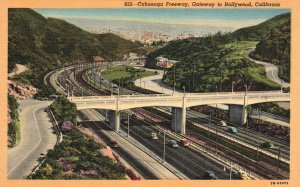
68 91 289 134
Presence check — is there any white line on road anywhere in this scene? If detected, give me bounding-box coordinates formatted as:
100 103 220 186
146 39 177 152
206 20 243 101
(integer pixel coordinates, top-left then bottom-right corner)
7 109 42 176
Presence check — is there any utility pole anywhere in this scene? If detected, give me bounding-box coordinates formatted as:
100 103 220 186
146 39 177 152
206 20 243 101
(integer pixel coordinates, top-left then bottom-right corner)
163 131 166 162
127 112 130 137
231 81 235 93
276 147 281 177
173 65 176 95
215 125 218 153
193 61 195 92
256 108 261 159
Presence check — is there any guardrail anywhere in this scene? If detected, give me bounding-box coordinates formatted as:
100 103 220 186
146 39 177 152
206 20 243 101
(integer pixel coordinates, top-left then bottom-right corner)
191 122 290 164
251 109 290 123
28 107 63 179
48 108 63 145
68 92 289 101
89 109 188 180
153 125 260 180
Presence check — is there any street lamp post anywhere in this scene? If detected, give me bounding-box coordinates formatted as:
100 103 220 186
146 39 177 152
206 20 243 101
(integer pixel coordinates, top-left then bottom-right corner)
231 81 235 93
173 65 176 95
163 130 166 162
243 84 248 126
105 110 108 121
127 112 130 137
215 125 218 153
256 108 261 159
183 86 186 97
276 146 281 177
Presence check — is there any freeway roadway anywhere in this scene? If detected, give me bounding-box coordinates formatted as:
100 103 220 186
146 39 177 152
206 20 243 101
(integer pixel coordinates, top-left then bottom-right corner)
81 67 290 162
7 100 57 179
94 109 235 179
152 106 290 160
246 48 290 88
50 63 289 179
51 66 241 179
79 109 181 179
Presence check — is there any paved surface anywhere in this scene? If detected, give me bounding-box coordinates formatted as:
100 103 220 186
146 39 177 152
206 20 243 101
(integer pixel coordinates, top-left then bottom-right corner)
246 48 290 88
134 70 183 95
7 100 56 179
8 64 28 78
80 109 180 179
133 68 289 126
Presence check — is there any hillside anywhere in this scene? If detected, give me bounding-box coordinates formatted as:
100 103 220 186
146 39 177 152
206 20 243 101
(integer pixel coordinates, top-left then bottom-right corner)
145 13 290 92
250 20 290 82
8 8 144 93
229 13 290 41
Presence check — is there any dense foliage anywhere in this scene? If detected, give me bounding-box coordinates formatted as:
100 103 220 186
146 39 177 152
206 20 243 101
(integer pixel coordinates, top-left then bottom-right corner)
31 129 126 179
252 103 290 118
250 20 290 82
8 8 144 92
8 95 19 147
50 97 77 125
229 13 290 41
145 13 290 92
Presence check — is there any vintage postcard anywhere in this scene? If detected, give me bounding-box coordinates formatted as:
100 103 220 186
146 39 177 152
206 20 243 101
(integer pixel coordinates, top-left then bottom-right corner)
0 0 299 187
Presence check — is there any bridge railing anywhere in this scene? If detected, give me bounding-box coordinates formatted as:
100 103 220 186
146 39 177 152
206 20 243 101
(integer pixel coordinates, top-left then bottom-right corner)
68 91 289 103
185 90 283 96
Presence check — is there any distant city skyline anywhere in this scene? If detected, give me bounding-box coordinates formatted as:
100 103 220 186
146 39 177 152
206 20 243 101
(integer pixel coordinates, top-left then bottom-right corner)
34 8 290 44
35 8 290 28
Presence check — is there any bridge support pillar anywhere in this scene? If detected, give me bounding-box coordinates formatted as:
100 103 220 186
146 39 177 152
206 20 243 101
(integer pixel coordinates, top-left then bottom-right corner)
108 110 120 132
171 107 186 134
228 105 247 126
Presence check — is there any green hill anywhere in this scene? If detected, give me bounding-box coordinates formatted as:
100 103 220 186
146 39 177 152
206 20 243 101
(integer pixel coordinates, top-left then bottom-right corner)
250 20 290 82
229 13 290 41
8 8 144 91
145 13 290 92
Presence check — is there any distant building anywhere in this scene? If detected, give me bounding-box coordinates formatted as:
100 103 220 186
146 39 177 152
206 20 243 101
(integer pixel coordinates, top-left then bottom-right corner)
156 56 178 68
128 53 147 66
93 56 105 63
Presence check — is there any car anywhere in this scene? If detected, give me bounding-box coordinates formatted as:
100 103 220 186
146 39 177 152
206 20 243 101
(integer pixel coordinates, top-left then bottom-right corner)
150 133 158 140
110 140 119 148
237 171 250 180
121 119 128 125
218 120 227 127
132 114 138 119
202 171 217 179
260 141 275 149
168 140 179 148
228 127 238 134
179 139 189 147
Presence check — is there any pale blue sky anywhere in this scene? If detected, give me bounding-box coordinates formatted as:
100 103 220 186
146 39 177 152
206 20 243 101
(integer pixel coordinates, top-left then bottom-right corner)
35 8 290 28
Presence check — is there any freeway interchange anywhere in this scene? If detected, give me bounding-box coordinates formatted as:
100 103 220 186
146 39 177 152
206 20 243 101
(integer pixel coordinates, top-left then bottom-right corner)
46 62 290 180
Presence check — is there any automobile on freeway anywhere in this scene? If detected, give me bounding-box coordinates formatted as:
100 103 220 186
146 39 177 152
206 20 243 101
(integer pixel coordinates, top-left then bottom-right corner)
260 141 275 149
178 139 189 147
218 120 227 127
228 126 238 134
110 140 119 148
202 171 217 179
150 133 158 140
168 140 179 148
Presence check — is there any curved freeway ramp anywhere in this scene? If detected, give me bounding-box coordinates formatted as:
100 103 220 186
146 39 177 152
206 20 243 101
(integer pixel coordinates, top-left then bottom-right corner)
246 48 290 88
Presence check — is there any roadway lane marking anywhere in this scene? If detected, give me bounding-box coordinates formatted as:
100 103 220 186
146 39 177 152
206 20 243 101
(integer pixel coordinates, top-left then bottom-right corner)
83 110 169 179
7 108 42 176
